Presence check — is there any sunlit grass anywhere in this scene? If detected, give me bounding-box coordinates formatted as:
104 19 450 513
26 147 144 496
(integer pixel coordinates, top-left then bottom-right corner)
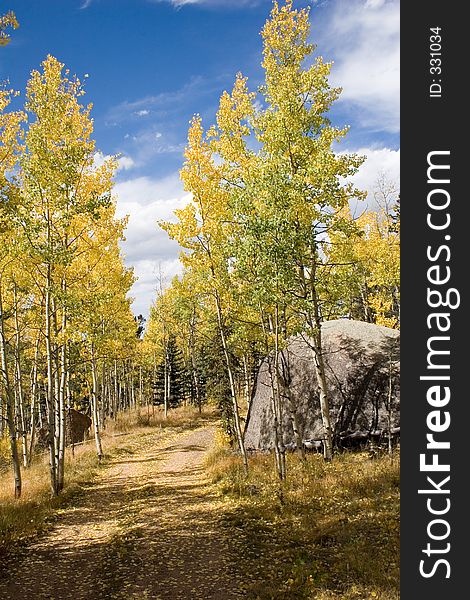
0 440 100 557
207 444 400 600
0 410 400 599
108 404 219 434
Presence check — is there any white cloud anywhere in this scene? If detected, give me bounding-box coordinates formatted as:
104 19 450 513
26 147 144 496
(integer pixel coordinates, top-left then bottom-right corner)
107 76 205 123
135 109 150 117
93 151 136 171
129 258 182 318
345 147 400 213
117 155 136 170
120 128 185 165
83 0 260 12
155 143 185 154
114 174 189 317
314 0 399 133
163 0 199 5
150 0 261 6
365 0 386 7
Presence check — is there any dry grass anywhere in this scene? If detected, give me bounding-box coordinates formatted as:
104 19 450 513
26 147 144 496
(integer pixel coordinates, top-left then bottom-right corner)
207 445 400 600
1 411 399 599
0 405 217 560
108 404 219 434
0 440 100 559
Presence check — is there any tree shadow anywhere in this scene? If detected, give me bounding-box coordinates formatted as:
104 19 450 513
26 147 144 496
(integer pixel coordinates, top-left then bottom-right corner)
0 454 247 599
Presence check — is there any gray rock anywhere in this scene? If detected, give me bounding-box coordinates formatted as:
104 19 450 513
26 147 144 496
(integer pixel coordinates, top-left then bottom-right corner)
244 319 400 450
35 409 92 449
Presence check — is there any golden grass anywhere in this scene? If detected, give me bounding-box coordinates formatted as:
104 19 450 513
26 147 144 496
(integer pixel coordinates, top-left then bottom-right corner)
108 404 219 434
1 410 399 599
207 446 400 600
0 440 100 557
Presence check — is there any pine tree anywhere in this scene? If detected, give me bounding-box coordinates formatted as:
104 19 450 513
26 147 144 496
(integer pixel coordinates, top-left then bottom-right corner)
153 335 185 409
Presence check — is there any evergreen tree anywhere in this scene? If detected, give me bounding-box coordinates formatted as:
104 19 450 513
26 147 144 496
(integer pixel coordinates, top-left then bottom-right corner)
153 335 185 409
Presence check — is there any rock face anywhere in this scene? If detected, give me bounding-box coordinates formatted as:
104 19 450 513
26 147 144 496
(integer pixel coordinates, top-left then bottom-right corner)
35 409 92 449
244 319 400 450
66 409 92 444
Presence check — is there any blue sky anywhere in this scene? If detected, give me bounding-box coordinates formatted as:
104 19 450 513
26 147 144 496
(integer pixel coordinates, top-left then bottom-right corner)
2 0 399 317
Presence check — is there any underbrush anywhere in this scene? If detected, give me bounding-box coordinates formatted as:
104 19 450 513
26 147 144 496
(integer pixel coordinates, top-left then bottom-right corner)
207 444 400 600
109 404 219 434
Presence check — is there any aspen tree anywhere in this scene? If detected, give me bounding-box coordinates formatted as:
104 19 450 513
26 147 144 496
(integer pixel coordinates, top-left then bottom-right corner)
328 193 400 328
74 205 134 461
19 56 117 493
249 1 364 460
161 117 249 473
0 87 25 497
0 9 17 46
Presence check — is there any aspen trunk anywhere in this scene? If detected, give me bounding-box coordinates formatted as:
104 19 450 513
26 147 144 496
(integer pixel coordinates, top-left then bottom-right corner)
14 383 28 469
0 284 22 498
273 305 286 480
13 286 28 468
266 356 284 479
190 311 201 413
38 383 44 429
167 359 171 412
130 364 135 409
191 359 201 414
302 257 333 462
152 352 156 417
101 361 107 429
91 349 103 462
308 323 333 462
215 292 248 474
259 305 284 480
242 354 251 411
117 364 123 412
57 335 67 492
388 353 393 458
66 367 75 458
308 327 333 461
280 350 306 462
163 346 168 419
51 296 62 492
28 336 41 466
56 280 68 493
113 359 119 419
45 277 59 495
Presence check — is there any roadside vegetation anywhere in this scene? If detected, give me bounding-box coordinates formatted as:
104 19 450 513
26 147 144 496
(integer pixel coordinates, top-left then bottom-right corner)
1 2 399 597
1 406 399 599
208 440 400 600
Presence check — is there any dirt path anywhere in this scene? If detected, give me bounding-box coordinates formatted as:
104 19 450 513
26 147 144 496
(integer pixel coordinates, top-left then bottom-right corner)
0 426 246 600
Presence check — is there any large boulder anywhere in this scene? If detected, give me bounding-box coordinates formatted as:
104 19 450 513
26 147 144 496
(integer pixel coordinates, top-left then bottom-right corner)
35 409 92 449
66 409 92 444
244 319 400 451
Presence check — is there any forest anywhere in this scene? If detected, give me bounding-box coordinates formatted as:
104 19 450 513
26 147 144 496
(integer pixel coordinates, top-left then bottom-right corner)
1 2 400 599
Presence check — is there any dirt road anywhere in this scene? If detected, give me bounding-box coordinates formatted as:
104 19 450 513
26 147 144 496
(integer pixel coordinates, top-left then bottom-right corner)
0 426 246 600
